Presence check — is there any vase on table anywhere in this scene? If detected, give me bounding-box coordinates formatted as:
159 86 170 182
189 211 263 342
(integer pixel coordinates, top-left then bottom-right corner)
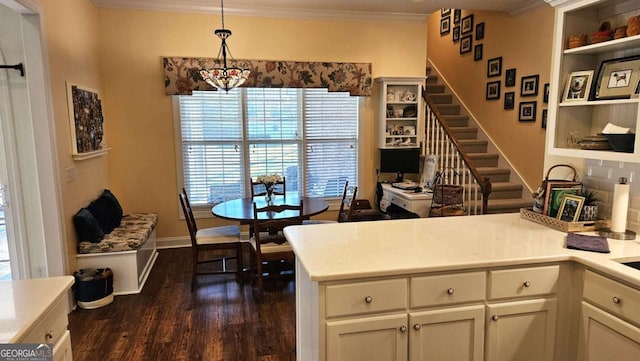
265 183 274 204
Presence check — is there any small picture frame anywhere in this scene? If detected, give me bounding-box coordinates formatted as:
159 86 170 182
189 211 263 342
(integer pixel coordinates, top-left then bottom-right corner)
520 74 539 96
453 9 461 24
504 92 515 109
487 57 502 78
441 8 451 16
440 17 451 35
594 55 640 100
543 83 550 103
541 109 548 129
403 125 416 135
461 14 474 34
557 194 585 222
486 81 501 100
453 26 460 42
476 22 485 40
505 68 516 87
519 101 537 122
474 44 483 61
460 35 472 54
634 78 640 99
66 82 107 157
563 70 593 102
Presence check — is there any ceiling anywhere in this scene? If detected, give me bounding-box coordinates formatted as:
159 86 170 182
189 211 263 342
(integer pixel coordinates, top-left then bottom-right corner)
91 0 550 20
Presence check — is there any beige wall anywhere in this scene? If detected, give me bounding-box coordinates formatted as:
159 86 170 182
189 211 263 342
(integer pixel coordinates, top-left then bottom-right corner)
97 8 427 239
427 6 555 190
42 0 109 271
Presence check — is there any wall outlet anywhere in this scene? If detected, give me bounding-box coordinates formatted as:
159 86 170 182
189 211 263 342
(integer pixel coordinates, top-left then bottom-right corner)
65 167 76 183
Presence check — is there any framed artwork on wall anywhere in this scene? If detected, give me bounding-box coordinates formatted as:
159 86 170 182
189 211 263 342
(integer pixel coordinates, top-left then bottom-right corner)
461 14 474 34
543 83 550 103
441 8 451 16
541 109 548 129
505 68 516 87
454 9 461 24
460 35 472 54
66 81 110 160
486 81 501 100
487 57 502 77
476 22 485 40
519 101 537 122
504 92 515 109
474 44 483 61
520 74 539 96
440 17 451 35
453 26 460 42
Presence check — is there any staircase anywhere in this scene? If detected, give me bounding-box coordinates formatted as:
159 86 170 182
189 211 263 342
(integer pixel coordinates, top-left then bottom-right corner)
425 66 532 214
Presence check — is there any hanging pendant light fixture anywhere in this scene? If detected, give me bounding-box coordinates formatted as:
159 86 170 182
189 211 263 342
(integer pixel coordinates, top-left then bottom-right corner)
200 0 250 92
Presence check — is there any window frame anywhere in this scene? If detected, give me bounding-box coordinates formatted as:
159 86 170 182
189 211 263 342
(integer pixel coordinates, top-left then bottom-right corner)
172 90 364 219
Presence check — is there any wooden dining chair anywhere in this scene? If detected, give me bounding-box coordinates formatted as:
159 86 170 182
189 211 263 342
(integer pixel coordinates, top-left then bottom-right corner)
249 200 303 294
250 177 286 197
338 182 387 222
179 189 245 289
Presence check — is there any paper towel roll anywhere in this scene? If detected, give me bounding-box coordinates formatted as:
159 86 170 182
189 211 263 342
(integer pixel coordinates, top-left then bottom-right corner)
611 178 630 233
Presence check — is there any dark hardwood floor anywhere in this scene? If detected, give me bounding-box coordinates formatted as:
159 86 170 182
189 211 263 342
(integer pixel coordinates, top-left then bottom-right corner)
68 248 296 361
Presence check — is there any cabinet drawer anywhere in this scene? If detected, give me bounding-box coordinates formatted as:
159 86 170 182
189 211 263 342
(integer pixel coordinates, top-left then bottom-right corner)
584 270 640 325
22 295 68 345
410 271 486 308
488 265 559 300
389 195 412 211
325 279 407 318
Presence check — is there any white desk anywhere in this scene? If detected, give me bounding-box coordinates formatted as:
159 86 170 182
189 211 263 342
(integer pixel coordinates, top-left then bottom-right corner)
380 183 432 217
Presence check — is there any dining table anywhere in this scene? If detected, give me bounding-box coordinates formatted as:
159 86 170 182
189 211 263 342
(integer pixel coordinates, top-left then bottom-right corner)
211 193 330 222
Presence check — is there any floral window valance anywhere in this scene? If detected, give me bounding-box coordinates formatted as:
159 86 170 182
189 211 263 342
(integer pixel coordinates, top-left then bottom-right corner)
163 57 372 96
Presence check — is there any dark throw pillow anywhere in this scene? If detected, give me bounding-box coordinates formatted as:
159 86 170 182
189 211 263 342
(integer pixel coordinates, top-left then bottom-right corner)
101 189 123 225
87 199 118 234
73 208 105 243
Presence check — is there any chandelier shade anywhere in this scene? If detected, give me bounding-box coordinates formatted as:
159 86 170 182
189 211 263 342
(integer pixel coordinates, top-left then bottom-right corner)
200 0 250 92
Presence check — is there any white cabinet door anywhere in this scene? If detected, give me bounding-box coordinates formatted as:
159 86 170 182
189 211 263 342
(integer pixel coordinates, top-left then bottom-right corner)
409 305 484 361
53 329 73 361
485 298 557 361
579 302 640 361
326 313 408 361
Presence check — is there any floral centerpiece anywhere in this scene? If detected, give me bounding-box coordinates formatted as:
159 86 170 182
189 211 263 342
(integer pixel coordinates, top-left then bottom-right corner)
256 173 282 201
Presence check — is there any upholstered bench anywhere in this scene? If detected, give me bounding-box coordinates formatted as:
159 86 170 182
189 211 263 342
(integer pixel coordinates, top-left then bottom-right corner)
74 190 158 295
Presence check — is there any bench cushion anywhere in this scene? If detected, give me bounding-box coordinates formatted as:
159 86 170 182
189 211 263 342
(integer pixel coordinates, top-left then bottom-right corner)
78 213 158 254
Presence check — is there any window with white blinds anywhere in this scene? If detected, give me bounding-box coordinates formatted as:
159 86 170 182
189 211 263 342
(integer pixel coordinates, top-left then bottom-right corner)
176 88 359 206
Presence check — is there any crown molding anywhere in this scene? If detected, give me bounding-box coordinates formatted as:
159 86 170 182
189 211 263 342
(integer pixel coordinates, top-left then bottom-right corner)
90 0 428 22
508 0 549 15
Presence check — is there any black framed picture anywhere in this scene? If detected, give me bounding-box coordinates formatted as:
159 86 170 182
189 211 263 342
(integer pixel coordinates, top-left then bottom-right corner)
476 22 485 40
594 55 640 100
460 35 472 54
487 57 502 77
543 83 550 103
521 74 540 96
454 9 461 24
440 17 451 35
519 101 537 122
453 26 460 42
441 8 451 16
504 92 515 109
541 109 548 129
474 44 483 61
505 68 516 87
461 14 474 34
486 81 501 100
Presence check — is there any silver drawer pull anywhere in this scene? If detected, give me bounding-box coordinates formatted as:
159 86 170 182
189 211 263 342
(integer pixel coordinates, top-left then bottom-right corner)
46 330 54 339
492 315 499 321
414 324 421 330
523 281 531 288
613 296 621 304
447 288 455 295
399 325 407 333
364 296 373 303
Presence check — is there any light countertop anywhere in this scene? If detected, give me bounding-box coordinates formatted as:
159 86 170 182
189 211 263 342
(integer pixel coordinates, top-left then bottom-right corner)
284 213 640 284
0 276 74 343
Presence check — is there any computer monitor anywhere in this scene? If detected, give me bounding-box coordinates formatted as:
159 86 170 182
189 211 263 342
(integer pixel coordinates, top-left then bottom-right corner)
379 149 420 175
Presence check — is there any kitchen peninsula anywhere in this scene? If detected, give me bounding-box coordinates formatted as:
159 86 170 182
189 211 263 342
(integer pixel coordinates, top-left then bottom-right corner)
285 213 640 361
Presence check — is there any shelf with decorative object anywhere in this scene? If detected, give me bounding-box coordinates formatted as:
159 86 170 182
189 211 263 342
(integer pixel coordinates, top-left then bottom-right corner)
546 0 640 162
376 77 425 149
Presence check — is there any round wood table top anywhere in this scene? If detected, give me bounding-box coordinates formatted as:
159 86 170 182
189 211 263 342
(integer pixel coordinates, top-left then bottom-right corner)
211 194 329 222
